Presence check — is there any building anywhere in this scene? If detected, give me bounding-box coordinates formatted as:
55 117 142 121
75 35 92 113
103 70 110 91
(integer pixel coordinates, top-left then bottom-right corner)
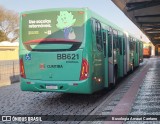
0 41 19 60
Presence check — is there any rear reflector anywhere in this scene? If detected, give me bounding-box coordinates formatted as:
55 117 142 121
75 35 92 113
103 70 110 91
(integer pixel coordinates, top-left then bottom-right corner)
20 58 26 78
80 59 89 80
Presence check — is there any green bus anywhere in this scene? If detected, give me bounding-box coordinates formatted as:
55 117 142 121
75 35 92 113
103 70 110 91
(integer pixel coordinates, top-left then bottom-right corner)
19 8 143 94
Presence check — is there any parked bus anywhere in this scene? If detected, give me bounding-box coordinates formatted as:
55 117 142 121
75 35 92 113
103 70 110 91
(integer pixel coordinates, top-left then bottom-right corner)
143 46 151 58
19 8 143 94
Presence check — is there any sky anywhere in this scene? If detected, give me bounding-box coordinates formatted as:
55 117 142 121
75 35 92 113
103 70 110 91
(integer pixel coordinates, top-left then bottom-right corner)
0 0 150 42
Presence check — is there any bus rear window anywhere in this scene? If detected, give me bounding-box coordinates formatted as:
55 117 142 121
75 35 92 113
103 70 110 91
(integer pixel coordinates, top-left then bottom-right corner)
24 38 81 51
21 10 85 50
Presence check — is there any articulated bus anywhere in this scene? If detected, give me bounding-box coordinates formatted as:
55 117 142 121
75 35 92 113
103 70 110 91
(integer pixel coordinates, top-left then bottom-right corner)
20 8 143 94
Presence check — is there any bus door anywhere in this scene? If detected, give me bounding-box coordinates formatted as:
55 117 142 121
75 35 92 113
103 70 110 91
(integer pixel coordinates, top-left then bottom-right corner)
102 30 108 87
123 34 127 75
108 28 114 85
118 36 124 77
136 41 139 66
127 36 130 72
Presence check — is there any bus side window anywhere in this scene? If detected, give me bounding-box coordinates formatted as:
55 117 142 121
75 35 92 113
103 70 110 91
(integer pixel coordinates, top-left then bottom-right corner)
91 18 95 34
123 36 125 55
113 30 118 49
103 32 107 57
133 39 136 51
108 32 112 57
130 41 135 51
113 34 116 49
119 37 122 55
136 42 138 53
95 21 103 51
129 41 132 50
133 42 136 51
129 37 134 51
116 36 119 50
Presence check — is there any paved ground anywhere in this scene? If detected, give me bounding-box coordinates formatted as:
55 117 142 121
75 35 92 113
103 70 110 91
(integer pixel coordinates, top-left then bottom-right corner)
82 57 160 124
1 58 160 124
0 60 19 87
0 82 112 124
125 57 160 124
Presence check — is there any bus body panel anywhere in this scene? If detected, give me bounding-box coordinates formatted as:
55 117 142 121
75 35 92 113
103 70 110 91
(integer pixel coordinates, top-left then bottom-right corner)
23 50 83 81
21 78 93 94
89 18 106 92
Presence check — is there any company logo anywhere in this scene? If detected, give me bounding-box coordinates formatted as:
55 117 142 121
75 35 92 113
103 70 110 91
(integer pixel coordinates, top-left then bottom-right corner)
40 64 45 69
2 116 11 121
47 65 63 68
39 64 63 69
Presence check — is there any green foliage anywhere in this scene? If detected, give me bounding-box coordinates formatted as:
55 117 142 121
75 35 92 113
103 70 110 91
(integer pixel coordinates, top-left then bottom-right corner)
0 5 19 42
56 11 76 29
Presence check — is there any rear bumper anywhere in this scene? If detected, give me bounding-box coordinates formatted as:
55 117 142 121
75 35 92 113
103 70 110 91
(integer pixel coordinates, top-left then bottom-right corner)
20 78 92 94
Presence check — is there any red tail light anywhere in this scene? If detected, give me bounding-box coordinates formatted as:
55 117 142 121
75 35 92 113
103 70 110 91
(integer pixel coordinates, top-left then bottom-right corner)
20 58 26 78
80 59 89 80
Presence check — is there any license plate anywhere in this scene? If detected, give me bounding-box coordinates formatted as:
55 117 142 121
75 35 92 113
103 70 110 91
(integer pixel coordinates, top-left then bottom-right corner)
46 85 58 90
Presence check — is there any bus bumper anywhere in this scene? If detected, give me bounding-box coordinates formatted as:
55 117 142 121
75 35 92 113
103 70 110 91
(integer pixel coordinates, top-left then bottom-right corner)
20 78 92 94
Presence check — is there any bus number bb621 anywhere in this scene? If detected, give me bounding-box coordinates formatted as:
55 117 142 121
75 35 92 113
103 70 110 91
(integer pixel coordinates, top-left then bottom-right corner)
57 54 79 60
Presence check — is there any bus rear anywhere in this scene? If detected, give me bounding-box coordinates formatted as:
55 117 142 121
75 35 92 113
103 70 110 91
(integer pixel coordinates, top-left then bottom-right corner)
143 47 151 58
19 9 91 94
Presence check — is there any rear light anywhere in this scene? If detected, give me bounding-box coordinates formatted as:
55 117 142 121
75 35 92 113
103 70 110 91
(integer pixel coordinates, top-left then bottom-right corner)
20 58 26 78
80 59 89 80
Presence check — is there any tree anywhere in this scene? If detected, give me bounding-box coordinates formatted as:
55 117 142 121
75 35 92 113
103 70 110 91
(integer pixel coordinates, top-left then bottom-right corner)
0 5 19 42
0 30 8 41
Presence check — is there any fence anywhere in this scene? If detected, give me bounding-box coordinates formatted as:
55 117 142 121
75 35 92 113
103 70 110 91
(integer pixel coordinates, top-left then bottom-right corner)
0 60 20 86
